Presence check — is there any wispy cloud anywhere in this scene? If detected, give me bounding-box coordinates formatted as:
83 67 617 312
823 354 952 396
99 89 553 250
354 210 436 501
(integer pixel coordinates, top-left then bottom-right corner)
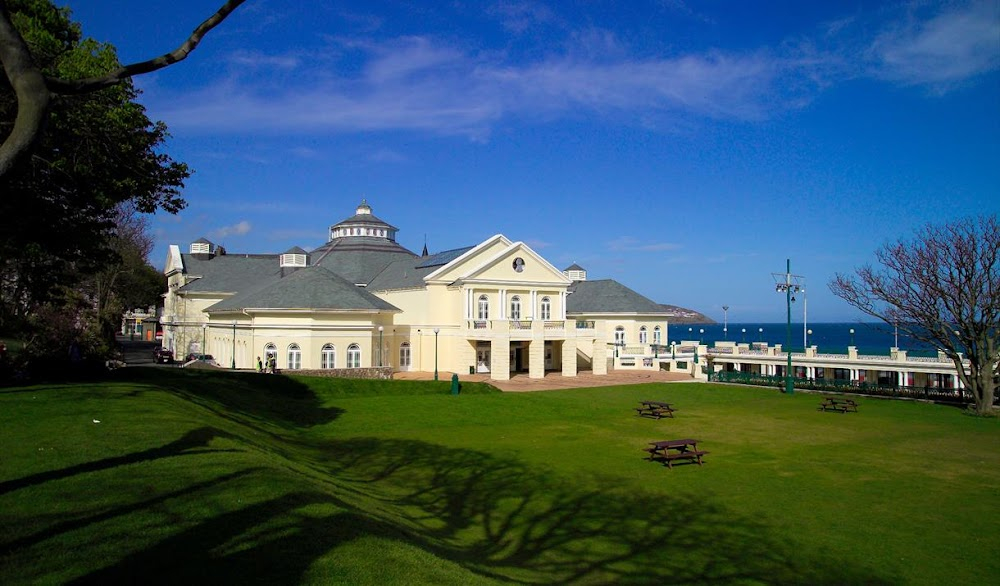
211 220 252 239
488 1 557 33
608 237 682 252
148 2 999 137
865 0 1000 91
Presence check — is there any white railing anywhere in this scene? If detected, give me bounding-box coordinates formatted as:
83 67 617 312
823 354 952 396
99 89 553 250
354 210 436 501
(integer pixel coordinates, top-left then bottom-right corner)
544 320 565 330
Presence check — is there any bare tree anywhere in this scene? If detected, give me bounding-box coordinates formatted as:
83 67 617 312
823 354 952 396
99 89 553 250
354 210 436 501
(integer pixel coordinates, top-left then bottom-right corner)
0 0 245 178
830 215 999 414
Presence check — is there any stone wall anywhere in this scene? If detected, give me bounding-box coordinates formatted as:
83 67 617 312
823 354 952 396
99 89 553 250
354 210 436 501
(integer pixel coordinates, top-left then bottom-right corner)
295 367 393 380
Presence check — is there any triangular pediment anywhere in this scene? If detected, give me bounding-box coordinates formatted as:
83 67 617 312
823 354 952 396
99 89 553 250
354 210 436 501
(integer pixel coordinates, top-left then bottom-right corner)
164 245 184 276
425 236 570 286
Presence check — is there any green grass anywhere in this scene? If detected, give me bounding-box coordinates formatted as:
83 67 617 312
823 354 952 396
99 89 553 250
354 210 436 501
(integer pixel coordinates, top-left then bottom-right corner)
2 369 998 584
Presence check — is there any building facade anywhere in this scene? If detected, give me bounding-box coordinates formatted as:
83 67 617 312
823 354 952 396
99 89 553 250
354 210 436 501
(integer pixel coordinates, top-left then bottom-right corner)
161 201 670 380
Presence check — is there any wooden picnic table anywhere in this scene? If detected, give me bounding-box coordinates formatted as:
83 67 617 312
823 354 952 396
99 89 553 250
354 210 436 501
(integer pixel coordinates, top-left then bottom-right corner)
644 438 708 468
636 400 675 419
818 397 859 413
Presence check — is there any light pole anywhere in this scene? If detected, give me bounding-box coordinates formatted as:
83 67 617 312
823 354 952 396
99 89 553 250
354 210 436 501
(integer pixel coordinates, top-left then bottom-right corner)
850 328 855 347
202 323 207 357
699 328 704 344
758 327 763 342
377 325 384 367
671 341 676 359
773 259 803 395
807 328 812 348
433 327 440 381
741 328 746 343
894 321 898 348
231 320 237 369
722 306 729 340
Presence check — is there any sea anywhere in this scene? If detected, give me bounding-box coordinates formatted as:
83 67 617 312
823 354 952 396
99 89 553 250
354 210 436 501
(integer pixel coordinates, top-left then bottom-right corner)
668 322 941 357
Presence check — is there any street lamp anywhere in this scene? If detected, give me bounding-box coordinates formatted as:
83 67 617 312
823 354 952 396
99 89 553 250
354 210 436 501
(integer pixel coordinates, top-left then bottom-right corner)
850 328 855 347
671 341 676 359
202 323 207 357
699 328 704 344
722 305 729 340
231 320 237 369
377 325 384 367
807 329 812 347
741 328 746 343
433 327 440 381
772 259 803 395
758 327 763 342
802 288 808 350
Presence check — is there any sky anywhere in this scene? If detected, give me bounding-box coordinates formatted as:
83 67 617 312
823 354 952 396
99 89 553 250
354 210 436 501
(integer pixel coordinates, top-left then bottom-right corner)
65 0 999 322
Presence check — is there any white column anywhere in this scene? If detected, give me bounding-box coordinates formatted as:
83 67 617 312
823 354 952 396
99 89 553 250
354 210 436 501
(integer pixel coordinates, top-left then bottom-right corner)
561 291 567 319
530 290 537 319
499 289 506 319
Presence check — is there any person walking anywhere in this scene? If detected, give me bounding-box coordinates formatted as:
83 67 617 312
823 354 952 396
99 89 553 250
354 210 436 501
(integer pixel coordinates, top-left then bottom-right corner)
256 356 263 373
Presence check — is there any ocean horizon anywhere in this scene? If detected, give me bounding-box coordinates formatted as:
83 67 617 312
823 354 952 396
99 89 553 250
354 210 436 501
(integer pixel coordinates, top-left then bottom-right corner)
667 322 941 356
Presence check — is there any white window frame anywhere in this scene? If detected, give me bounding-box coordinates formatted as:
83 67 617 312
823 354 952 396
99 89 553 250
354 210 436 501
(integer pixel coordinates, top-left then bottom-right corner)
347 344 361 368
478 295 490 320
510 296 521 320
614 326 625 345
639 326 648 344
321 344 336 369
540 296 551 320
287 344 301 369
399 342 411 369
653 326 662 345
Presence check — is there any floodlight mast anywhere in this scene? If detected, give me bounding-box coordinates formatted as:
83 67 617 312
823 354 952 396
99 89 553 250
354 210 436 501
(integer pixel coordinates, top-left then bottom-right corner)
772 259 803 395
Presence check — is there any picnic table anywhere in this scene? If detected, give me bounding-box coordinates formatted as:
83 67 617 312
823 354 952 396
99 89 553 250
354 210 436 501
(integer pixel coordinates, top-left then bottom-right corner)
644 438 708 468
818 397 859 413
636 400 675 419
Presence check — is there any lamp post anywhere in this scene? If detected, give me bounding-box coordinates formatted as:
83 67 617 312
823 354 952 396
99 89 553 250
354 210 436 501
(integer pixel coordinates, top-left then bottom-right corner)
433 327 440 381
722 306 729 340
758 327 763 342
231 320 237 369
850 328 855 347
807 329 812 348
377 325 384 367
671 341 676 359
802 288 808 350
202 323 207 357
741 328 746 343
772 259 802 395
699 328 704 344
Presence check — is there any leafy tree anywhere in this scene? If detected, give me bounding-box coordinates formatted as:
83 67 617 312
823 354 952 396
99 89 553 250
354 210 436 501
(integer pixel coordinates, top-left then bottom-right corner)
830 215 999 415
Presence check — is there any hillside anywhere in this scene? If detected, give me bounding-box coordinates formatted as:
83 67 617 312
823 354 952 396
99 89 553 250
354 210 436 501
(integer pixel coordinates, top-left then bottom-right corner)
658 304 715 324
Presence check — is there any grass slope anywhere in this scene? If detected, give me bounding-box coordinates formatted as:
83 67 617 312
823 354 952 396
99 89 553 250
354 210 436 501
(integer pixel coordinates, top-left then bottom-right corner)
2 368 998 584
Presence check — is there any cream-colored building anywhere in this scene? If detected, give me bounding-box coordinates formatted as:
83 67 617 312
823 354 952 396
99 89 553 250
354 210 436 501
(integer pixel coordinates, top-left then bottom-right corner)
161 201 669 380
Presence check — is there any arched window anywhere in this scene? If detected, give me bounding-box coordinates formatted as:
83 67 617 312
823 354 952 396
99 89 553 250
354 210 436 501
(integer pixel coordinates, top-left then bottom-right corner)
478 295 489 320
347 344 361 368
510 296 521 320
287 344 301 369
321 344 336 369
264 343 277 365
639 326 648 344
614 326 625 345
399 342 411 368
540 296 551 320
653 326 662 345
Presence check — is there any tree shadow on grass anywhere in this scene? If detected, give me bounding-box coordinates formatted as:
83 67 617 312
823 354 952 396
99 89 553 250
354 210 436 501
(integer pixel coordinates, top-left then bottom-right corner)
0 426 239 496
111 367 345 429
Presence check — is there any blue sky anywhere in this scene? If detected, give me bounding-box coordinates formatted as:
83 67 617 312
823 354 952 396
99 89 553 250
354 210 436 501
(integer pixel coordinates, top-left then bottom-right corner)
67 0 998 322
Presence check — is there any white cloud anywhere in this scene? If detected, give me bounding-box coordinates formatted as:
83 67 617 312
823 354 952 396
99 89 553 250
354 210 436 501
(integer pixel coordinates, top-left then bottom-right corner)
212 220 252 239
866 0 1000 90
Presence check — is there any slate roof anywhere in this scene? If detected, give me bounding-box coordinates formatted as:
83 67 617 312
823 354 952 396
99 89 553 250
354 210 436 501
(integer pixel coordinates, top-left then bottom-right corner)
415 246 474 269
564 263 585 272
207 266 399 312
566 279 667 314
178 254 282 293
311 237 418 284
330 211 398 231
367 257 440 291
284 246 309 255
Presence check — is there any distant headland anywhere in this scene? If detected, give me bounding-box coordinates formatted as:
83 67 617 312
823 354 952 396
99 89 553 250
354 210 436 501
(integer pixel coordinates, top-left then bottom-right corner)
659 304 715 324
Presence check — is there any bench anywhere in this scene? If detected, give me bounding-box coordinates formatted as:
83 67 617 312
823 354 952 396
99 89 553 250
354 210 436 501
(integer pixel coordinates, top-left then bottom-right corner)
818 397 859 413
636 401 675 419
645 448 709 468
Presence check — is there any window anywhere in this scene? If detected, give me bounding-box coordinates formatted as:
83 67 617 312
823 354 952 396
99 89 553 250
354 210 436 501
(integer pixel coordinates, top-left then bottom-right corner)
653 326 662 345
540 296 551 320
478 295 490 320
614 326 625 345
399 342 411 368
287 344 301 369
347 344 361 368
264 343 277 365
510 296 521 320
639 326 648 344
321 344 336 369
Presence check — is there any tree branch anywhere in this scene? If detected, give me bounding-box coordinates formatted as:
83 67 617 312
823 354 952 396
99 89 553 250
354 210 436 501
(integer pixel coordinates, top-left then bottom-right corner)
0 1 51 177
45 0 246 95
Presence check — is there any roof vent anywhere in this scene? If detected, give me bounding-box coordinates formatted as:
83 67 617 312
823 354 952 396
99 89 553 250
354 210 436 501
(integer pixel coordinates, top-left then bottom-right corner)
280 246 309 268
563 263 587 281
190 238 216 259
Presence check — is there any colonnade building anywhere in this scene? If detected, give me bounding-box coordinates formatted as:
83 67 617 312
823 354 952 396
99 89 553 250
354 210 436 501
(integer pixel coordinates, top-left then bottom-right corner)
161 201 669 380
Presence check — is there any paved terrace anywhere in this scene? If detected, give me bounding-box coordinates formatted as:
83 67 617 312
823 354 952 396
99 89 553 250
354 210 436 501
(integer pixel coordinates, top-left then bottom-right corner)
393 369 696 392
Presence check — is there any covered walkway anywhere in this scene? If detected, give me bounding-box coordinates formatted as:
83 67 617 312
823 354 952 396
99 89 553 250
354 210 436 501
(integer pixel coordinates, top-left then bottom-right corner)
393 369 695 392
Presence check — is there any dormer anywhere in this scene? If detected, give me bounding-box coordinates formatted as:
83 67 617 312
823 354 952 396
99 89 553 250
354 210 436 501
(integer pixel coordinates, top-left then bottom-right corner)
328 199 399 242
190 238 216 260
564 263 587 281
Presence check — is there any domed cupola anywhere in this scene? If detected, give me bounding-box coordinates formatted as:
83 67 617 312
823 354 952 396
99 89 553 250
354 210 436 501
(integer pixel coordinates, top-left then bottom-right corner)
328 199 399 242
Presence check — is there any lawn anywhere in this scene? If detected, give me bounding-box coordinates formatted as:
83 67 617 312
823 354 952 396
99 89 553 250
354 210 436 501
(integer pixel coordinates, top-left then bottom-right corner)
1 368 998 584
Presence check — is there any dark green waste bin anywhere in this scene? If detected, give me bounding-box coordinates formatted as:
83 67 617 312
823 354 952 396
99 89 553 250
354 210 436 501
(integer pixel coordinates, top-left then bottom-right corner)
450 373 460 395
469 365 474 374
